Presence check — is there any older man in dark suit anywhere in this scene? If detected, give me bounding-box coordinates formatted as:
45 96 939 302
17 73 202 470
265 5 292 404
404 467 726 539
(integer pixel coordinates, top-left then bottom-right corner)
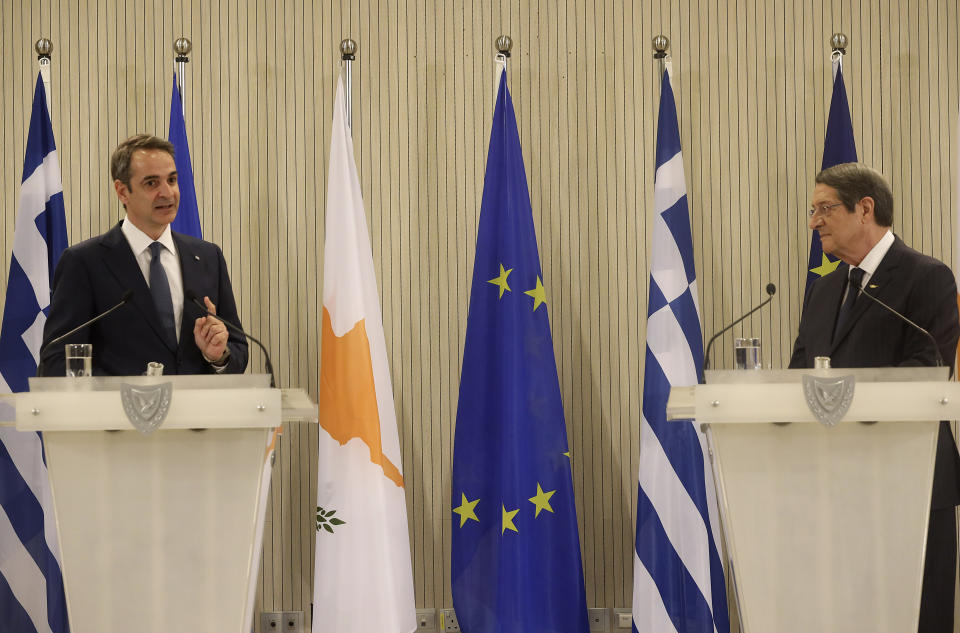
40 134 247 376
790 162 960 633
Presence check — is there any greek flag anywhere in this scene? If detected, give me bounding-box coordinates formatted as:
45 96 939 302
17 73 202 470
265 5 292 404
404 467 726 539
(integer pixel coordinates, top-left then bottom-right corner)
631 68 729 633
0 74 70 633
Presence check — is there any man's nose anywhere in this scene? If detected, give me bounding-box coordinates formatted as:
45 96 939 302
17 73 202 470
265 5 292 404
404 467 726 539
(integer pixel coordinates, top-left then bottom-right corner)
159 181 177 197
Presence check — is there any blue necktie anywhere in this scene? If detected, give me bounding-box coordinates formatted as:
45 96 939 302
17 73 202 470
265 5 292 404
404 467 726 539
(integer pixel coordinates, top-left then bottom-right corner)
149 242 178 347
834 266 864 340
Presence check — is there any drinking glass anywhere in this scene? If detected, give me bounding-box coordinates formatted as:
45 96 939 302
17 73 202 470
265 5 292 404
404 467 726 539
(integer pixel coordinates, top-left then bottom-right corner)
65 343 92 377
733 337 761 370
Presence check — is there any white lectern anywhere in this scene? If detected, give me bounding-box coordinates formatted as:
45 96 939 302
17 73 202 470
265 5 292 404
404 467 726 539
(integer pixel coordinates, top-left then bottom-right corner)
14 374 316 633
667 367 952 633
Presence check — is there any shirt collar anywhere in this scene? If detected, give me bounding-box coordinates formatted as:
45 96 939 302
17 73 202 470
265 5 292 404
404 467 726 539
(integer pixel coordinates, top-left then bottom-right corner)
853 229 894 277
121 216 176 256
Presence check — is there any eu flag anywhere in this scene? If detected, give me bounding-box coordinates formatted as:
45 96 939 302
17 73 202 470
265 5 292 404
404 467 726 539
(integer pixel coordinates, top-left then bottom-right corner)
168 73 202 238
451 70 589 633
805 63 857 291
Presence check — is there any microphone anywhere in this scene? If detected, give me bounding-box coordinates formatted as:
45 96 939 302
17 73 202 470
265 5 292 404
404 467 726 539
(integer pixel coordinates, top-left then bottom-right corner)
185 290 276 388
857 286 944 369
36 290 134 377
702 283 777 377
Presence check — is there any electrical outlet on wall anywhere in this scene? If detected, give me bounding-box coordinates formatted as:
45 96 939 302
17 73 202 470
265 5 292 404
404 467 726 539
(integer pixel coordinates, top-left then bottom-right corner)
261 612 282 631
440 608 461 632
613 608 633 629
260 611 303 633
416 608 437 631
281 611 303 632
588 608 610 631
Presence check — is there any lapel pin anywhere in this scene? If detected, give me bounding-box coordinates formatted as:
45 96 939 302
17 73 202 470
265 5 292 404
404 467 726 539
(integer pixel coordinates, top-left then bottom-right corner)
868 284 878 289
194 255 200 261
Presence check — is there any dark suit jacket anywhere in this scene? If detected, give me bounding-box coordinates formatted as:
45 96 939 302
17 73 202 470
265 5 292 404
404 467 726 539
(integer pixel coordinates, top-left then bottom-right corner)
789 235 960 508
39 222 248 376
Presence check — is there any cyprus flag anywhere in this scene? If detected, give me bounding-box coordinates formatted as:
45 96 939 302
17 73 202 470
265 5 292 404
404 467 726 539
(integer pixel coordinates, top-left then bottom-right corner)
312 72 416 633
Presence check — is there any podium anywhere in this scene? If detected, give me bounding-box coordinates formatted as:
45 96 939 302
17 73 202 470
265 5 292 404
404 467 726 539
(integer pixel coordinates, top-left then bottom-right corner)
13 374 316 633
667 367 952 633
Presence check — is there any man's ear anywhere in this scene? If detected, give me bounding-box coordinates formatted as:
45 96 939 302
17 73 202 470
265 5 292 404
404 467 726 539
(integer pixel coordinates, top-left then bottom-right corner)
859 196 875 223
114 179 129 208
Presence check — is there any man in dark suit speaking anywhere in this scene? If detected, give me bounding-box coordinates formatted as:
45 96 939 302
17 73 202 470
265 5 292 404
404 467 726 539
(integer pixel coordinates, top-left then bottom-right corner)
790 162 960 632
40 134 248 376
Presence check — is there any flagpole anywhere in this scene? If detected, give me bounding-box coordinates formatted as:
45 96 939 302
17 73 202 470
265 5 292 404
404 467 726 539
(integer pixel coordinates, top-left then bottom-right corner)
340 38 357 135
496 34 512 77
830 32 848 78
35 38 52 113
174 37 191 115
652 34 668 77
494 35 511 99
496 34 512 63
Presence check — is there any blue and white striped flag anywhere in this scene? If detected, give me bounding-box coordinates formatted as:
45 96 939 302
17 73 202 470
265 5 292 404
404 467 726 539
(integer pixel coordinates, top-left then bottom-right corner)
0 73 70 633
632 67 729 633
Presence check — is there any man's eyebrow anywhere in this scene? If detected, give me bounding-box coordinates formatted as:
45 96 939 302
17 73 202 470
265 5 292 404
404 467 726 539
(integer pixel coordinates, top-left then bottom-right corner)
139 170 177 184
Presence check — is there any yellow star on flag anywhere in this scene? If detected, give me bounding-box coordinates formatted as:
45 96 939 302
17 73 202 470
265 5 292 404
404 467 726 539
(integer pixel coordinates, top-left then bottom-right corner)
501 505 519 534
487 263 513 299
810 253 840 277
453 493 480 528
524 276 547 311
528 483 556 518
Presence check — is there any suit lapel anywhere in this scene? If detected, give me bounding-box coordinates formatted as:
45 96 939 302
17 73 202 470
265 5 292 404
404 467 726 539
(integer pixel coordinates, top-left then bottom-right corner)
808 263 848 353
99 223 178 353
830 236 904 352
174 233 202 350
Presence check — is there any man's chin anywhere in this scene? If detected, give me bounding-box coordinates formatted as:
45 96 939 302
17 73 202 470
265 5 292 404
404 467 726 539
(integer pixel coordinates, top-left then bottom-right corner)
155 207 179 222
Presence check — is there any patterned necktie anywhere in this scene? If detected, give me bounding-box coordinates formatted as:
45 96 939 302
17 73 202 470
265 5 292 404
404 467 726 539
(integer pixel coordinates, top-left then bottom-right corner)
834 266 865 340
148 242 178 347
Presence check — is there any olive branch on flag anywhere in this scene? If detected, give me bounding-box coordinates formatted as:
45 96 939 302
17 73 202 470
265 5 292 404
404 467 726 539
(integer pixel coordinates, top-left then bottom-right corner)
316 506 346 534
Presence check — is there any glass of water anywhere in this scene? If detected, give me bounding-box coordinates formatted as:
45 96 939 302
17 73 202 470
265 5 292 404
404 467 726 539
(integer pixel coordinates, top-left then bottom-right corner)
65 343 92 377
734 337 761 370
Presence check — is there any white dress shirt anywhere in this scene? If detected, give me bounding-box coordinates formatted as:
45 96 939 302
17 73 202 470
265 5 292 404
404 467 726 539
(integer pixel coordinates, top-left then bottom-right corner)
121 217 184 341
845 229 894 301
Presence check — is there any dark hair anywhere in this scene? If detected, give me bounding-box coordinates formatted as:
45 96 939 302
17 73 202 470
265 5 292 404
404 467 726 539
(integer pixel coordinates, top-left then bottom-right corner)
110 134 175 187
814 162 894 227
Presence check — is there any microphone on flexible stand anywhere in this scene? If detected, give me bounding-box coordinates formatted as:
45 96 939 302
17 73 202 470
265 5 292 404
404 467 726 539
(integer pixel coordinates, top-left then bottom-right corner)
857 286 944 370
185 290 277 388
36 290 134 377
702 283 777 381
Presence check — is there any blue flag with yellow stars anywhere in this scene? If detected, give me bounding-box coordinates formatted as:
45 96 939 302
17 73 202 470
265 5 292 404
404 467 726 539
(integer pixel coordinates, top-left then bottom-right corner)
806 62 857 292
451 69 589 633
168 73 202 239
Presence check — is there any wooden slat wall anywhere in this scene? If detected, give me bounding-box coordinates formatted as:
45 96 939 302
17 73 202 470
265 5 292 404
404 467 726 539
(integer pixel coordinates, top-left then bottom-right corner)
2 0 958 629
